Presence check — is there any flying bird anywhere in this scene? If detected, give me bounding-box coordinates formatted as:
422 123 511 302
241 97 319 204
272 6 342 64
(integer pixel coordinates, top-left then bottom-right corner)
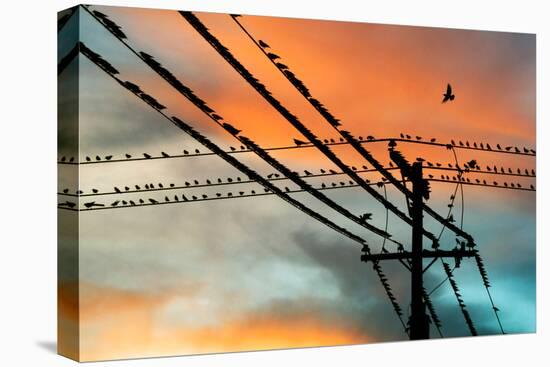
442 83 455 103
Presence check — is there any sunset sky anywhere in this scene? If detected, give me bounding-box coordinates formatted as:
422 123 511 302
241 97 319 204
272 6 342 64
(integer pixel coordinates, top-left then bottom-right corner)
58 5 535 362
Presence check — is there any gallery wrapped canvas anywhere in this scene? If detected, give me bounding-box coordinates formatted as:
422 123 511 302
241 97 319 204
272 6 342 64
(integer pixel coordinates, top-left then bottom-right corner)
58 4 536 362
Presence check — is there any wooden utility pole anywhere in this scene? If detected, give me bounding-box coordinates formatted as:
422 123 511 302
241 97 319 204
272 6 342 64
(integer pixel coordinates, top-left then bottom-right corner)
361 147 475 340
409 162 430 340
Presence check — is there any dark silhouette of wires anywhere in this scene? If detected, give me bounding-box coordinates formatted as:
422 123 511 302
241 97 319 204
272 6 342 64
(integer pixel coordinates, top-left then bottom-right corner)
180 11 446 248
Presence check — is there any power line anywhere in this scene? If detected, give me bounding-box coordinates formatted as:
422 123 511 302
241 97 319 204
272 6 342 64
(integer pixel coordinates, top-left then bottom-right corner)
57 141 537 165
180 11 445 248
76 42 412 332
80 5 406 247
223 12 519 247
58 164 536 198
76 43 418 331
58 175 534 212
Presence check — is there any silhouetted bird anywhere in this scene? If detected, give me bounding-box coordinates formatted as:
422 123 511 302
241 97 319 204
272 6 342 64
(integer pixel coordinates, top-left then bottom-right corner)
69 157 74 162
195 149 200 154
84 201 104 208
216 193 222 197
239 191 244 196
467 160 477 169
59 201 76 208
359 213 372 222
304 170 312 176
430 138 437 143
62 188 69 194
125 154 132 159
125 186 130 191
267 53 280 60
211 114 223 121
96 156 101 161
400 133 405 138
259 40 270 48
86 156 91 162
183 150 189 155
92 189 98 193
505 146 512 151
149 198 158 204
143 153 152 159
442 83 455 103
416 136 422 140
276 62 289 70
223 123 241 136
111 200 120 207
136 185 141 190
329 169 337 174
192 196 197 200
230 146 236 151
251 190 256 194
139 199 144 204
514 147 520 153
161 152 170 158
61 156 66 162
530 184 535 190
105 155 113 160
294 138 308 146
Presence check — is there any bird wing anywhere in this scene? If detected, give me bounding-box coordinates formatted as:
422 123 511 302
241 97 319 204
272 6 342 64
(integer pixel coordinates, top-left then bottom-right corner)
447 83 452 94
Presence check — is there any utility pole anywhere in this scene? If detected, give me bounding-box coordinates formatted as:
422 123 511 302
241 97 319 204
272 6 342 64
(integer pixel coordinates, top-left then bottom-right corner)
361 144 475 340
409 162 429 340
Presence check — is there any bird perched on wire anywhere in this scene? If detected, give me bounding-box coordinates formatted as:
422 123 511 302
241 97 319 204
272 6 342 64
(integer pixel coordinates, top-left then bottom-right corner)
258 40 270 48
222 123 241 136
442 83 455 103
267 52 280 61
84 201 105 208
293 138 308 146
359 213 372 222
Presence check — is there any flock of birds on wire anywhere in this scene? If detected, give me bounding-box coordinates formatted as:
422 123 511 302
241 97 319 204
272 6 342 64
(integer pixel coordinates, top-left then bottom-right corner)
57 133 536 164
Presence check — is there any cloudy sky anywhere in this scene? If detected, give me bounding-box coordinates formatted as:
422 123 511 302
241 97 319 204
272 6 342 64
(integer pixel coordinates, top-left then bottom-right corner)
58 5 535 362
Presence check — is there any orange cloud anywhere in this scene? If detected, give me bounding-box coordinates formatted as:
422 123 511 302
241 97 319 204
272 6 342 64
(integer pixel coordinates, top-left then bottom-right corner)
59 282 370 361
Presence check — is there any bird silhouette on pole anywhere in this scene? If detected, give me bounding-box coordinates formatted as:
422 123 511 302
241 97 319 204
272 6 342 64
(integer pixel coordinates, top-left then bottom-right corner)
442 83 455 103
